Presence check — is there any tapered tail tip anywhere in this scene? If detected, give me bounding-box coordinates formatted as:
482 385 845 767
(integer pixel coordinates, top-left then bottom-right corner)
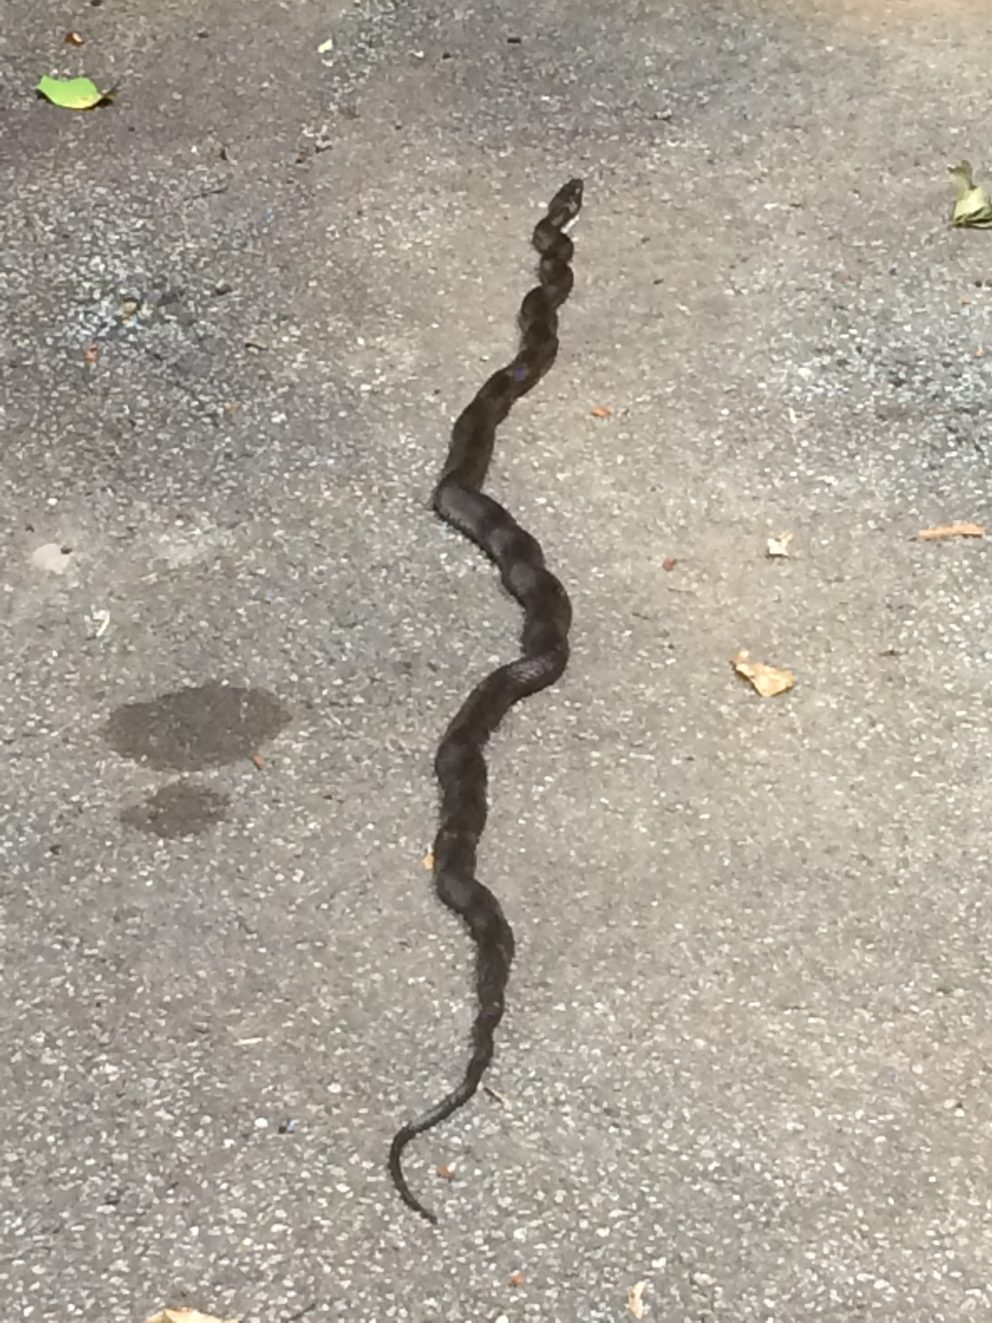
389 1128 439 1225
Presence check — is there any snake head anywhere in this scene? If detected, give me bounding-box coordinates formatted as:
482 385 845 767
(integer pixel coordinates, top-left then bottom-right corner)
558 177 584 218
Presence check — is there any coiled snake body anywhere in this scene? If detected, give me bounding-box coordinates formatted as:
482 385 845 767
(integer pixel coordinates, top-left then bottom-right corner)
389 178 583 1223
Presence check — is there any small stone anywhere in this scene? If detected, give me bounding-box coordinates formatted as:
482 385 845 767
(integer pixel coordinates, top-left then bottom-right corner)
31 543 73 576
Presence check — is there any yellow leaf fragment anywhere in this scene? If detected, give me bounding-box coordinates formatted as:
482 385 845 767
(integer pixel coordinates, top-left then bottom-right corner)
766 531 794 558
917 522 984 541
948 161 992 228
628 1280 649 1319
146 1311 239 1323
421 849 434 870
732 650 796 698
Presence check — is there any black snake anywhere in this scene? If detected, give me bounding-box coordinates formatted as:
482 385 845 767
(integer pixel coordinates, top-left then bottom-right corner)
389 178 584 1223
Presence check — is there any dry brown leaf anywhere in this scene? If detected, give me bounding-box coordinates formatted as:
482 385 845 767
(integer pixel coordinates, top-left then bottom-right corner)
590 405 613 418
662 557 678 572
436 1163 455 1182
146 1311 239 1323
250 752 266 770
83 343 100 365
732 650 796 699
64 31 85 45
509 1270 526 1287
628 1280 649 1319
766 531 794 558
421 849 434 870
917 522 985 541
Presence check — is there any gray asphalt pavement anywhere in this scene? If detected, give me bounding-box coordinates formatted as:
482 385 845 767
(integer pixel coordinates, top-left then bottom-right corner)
3 1 992 1319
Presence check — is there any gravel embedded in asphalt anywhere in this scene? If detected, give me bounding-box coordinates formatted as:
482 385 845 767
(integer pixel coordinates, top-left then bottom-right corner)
2 1 992 1319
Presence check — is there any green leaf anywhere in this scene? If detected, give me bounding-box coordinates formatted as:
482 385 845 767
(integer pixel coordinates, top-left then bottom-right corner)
36 74 114 111
948 160 992 228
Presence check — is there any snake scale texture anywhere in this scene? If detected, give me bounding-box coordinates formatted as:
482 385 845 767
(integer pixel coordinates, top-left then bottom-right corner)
389 178 584 1223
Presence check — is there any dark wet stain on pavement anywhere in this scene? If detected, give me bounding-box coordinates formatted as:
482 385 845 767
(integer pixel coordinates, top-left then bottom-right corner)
120 782 230 840
106 681 290 771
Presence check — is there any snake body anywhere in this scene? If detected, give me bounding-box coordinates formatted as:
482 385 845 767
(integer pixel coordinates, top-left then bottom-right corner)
389 178 583 1223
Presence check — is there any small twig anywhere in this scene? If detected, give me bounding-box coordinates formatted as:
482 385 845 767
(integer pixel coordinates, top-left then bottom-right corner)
183 182 229 203
283 1303 318 1323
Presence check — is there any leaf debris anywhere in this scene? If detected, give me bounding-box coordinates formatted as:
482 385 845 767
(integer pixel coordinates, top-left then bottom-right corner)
36 74 116 110
948 161 992 228
628 1280 649 1319
766 531 794 558
732 650 796 698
